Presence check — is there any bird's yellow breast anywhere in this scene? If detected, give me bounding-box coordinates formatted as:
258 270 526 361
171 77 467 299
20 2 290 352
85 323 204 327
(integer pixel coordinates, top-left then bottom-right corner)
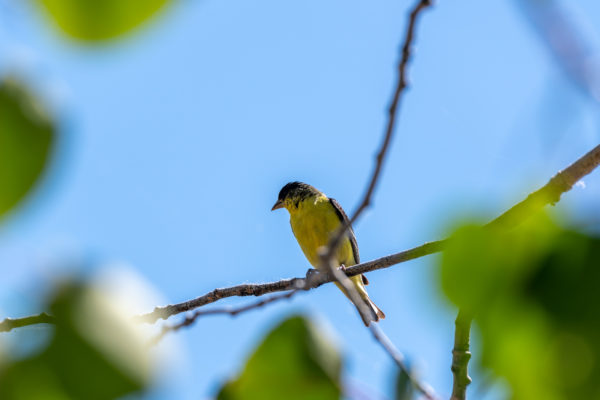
288 196 356 268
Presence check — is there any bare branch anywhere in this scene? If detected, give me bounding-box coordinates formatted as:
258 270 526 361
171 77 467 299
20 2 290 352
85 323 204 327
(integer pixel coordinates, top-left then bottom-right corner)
134 276 308 323
370 324 438 400
149 291 298 345
0 312 55 333
135 240 445 324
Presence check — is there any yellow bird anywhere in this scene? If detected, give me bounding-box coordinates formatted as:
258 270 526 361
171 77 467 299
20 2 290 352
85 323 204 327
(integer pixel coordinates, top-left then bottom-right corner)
272 181 385 326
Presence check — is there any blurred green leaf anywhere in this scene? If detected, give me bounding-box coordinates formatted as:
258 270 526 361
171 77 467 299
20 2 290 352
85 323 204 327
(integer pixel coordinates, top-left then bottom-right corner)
0 280 152 399
0 78 54 219
395 368 414 400
217 315 342 400
439 216 600 400
34 0 173 42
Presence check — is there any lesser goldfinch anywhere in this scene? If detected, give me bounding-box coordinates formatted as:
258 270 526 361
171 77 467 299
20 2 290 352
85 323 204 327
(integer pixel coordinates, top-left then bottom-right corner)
272 181 385 326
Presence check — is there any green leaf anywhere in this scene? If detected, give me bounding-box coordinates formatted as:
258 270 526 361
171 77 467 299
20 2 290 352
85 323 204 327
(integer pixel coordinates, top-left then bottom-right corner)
0 78 54 219
217 315 342 400
0 280 152 399
34 0 172 42
439 216 600 400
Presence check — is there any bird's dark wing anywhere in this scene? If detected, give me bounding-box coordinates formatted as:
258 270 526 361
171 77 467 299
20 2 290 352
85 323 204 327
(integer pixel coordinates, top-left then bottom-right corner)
328 198 360 264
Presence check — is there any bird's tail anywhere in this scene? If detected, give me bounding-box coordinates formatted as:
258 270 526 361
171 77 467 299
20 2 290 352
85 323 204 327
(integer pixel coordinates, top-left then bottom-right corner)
336 276 385 326
358 297 386 326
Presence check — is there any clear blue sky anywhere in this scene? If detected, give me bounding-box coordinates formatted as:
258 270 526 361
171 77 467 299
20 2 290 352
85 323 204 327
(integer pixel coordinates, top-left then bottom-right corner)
1 0 599 398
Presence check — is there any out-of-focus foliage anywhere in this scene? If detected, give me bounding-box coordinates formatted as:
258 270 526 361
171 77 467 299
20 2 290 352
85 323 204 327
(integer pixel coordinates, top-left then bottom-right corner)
395 368 415 400
0 78 54 219
217 315 342 400
439 216 600 400
33 0 172 42
0 280 152 399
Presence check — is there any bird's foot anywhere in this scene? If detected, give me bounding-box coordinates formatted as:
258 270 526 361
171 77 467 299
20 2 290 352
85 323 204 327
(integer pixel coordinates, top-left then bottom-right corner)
337 264 347 272
305 268 319 278
304 268 321 289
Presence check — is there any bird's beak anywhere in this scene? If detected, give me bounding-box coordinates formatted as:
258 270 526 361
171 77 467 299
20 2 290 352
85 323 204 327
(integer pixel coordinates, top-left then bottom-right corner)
271 200 284 211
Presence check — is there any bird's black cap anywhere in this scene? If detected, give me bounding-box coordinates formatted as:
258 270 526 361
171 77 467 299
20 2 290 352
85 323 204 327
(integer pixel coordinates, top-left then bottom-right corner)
278 182 320 201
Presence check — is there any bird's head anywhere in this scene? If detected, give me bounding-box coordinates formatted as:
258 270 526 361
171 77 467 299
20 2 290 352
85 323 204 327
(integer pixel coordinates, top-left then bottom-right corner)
271 182 322 212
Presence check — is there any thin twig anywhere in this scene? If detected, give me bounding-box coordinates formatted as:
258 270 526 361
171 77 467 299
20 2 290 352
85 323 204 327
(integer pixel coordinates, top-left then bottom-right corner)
324 0 433 262
350 0 433 225
148 291 298 345
149 271 327 343
370 324 437 400
3 143 600 331
450 311 472 400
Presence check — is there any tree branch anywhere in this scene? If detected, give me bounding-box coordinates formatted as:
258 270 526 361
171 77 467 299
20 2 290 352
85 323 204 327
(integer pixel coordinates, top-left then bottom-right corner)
0 312 55 333
134 240 446 324
450 311 472 400
148 291 298 345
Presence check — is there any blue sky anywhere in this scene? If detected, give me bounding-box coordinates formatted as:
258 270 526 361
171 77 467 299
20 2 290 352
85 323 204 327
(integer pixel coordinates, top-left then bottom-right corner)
1 0 600 398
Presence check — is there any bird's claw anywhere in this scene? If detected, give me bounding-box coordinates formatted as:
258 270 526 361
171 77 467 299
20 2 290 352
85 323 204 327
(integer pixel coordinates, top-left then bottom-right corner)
305 268 319 278
338 264 347 272
304 268 321 289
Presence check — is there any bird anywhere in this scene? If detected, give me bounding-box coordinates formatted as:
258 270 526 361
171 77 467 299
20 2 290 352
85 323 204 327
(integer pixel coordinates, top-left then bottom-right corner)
272 181 385 326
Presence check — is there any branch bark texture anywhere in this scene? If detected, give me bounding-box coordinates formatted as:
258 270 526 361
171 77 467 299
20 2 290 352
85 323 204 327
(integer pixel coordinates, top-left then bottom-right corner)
450 311 472 400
